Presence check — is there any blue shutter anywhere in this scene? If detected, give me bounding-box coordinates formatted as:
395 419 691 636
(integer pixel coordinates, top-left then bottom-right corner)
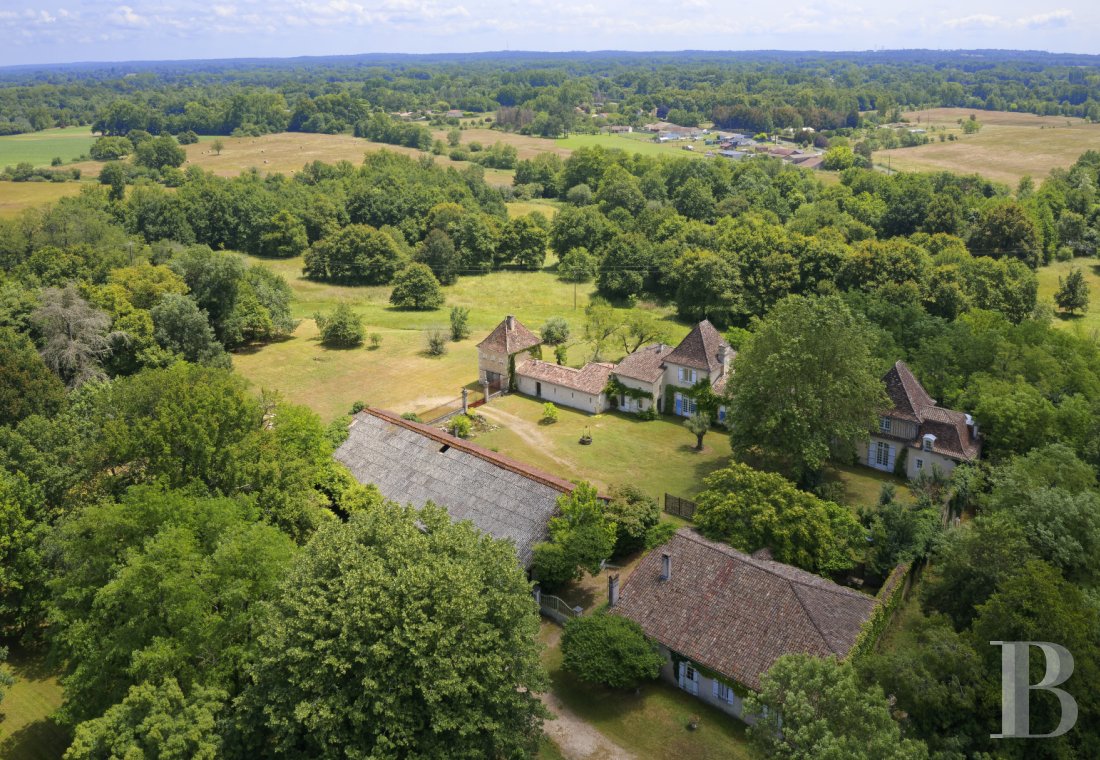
674 393 683 415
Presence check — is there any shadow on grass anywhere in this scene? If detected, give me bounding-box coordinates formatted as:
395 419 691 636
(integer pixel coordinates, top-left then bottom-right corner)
1054 311 1085 322
0 718 71 760
230 333 297 356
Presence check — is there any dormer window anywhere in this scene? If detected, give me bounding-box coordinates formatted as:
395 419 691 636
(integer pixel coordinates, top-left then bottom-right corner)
879 417 892 434
922 434 936 452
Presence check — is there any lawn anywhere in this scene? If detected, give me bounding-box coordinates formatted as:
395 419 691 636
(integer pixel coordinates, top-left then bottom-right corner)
472 394 731 502
1037 258 1100 334
825 463 913 510
0 126 97 169
234 255 689 422
0 181 85 219
507 199 561 219
0 649 69 760
876 108 1100 187
539 625 756 760
557 132 708 160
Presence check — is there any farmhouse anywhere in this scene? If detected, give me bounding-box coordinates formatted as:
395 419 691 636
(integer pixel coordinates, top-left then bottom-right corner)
861 361 981 479
608 125 633 133
515 359 614 414
334 407 575 568
505 319 734 419
610 528 879 722
477 315 541 391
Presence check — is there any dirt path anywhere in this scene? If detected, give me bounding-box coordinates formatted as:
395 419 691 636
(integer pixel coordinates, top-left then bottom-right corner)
540 626 637 760
478 404 578 471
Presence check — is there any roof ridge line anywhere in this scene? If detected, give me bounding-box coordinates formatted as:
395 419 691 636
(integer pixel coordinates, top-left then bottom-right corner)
362 408 578 495
676 529 868 600
788 582 841 656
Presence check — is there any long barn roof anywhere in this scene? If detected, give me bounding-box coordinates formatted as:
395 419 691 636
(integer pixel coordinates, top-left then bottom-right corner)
334 408 572 567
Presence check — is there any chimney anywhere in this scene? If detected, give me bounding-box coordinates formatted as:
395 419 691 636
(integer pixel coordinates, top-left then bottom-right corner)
718 344 729 371
506 315 515 331
660 553 671 581
608 574 620 606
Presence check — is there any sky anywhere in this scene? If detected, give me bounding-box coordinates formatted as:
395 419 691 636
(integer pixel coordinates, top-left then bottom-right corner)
0 0 1096 67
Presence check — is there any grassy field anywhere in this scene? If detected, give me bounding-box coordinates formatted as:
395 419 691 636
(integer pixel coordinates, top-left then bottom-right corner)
539 625 756 760
233 255 688 422
506 199 560 219
876 108 1100 187
0 127 97 169
0 181 85 219
1038 259 1100 335
448 128 569 160
0 650 69 760
557 132 708 159
825 463 913 510
474 394 731 501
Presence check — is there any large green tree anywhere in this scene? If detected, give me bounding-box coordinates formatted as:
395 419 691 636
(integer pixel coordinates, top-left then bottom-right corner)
747 654 928 760
728 294 886 484
235 503 548 758
0 326 66 426
562 613 663 689
695 462 864 574
389 262 444 310
303 224 405 284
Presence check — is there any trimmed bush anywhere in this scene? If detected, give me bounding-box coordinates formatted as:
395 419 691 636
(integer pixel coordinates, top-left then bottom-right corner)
562 614 664 689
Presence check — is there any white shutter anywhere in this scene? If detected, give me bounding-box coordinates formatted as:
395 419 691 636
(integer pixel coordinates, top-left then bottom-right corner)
712 680 719 699
727 688 735 705
678 661 685 689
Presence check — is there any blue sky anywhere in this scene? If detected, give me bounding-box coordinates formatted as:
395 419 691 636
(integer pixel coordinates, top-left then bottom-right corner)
0 0 1094 66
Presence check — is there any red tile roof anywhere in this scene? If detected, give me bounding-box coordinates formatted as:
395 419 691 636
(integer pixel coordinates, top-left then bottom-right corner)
663 320 732 373
881 361 980 461
612 529 878 690
476 316 541 355
516 359 614 396
612 343 670 384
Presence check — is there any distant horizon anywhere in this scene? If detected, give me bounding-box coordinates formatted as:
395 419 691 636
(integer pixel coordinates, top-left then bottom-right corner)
2 46 1099 72
1 0 1095 68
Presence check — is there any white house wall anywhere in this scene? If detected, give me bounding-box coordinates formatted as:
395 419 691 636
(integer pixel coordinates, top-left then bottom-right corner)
515 375 609 414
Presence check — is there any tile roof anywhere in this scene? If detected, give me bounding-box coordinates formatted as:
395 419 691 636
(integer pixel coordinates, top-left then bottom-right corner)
476 315 541 355
612 343 670 384
612 529 878 690
663 320 733 373
334 408 575 567
516 359 614 396
881 361 980 461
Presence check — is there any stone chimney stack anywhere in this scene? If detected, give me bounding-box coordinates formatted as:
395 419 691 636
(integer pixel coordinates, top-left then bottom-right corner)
608 573 620 606
506 314 515 331
718 344 729 372
660 553 671 581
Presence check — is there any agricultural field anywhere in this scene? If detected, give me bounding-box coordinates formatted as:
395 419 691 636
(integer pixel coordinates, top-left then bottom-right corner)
233 254 689 422
876 108 1100 187
446 127 568 160
0 126 97 169
0 181 85 218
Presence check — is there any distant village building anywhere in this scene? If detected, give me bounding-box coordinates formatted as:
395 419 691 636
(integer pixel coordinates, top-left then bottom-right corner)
608 125 633 133
445 109 464 118
334 407 577 568
862 361 981 479
610 528 879 721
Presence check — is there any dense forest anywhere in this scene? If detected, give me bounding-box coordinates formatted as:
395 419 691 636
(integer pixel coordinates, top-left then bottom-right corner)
2 49 1100 137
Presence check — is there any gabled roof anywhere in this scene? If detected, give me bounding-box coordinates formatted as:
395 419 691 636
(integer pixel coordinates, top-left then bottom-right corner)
663 320 732 373
612 529 878 690
612 343 670 384
881 361 980 461
334 408 573 567
476 316 541 356
516 359 614 396
883 361 936 423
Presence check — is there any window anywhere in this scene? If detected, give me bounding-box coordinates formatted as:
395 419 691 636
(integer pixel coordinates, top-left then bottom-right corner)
879 417 892 434
874 441 891 468
922 435 934 452
714 681 735 705
677 367 697 384
916 459 924 471
675 393 697 417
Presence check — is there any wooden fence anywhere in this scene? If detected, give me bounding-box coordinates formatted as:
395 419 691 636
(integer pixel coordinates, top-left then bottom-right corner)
664 493 697 520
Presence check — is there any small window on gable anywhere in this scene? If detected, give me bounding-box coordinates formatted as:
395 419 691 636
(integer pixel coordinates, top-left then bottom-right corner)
879 417 891 434
922 434 935 452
